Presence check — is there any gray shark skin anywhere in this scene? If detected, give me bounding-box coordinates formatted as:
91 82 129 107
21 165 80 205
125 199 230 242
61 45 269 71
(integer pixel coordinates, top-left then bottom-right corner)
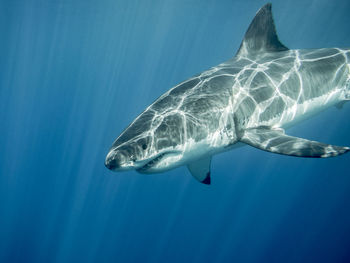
105 3 350 184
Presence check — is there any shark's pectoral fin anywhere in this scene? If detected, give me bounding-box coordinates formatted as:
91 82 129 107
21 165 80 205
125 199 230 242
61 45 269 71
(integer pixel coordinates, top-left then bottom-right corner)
187 156 211 185
240 127 350 158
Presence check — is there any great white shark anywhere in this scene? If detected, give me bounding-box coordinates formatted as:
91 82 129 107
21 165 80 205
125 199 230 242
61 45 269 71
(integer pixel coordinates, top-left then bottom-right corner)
105 3 350 184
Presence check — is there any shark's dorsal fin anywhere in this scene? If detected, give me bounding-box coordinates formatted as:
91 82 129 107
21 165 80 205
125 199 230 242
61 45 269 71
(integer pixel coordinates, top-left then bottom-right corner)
236 3 288 57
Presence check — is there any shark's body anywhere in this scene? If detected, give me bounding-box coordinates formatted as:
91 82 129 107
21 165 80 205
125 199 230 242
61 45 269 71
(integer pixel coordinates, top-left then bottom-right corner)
105 4 350 184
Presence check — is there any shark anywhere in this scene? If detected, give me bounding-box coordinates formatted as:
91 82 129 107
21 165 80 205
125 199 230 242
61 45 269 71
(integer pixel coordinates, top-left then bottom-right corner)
105 3 350 184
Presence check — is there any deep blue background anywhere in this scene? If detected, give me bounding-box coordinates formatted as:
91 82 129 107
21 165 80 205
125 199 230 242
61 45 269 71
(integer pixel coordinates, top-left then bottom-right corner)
0 0 350 262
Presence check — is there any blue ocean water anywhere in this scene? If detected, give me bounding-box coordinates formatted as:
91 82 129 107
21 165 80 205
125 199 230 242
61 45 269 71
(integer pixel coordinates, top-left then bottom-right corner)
0 0 350 262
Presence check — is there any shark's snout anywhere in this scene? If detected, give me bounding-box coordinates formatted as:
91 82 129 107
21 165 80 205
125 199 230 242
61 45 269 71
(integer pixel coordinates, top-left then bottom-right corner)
105 150 126 171
105 149 136 171
104 156 118 170
104 151 120 170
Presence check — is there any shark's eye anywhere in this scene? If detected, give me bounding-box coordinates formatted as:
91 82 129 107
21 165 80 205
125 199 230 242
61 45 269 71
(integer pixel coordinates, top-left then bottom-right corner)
142 144 148 150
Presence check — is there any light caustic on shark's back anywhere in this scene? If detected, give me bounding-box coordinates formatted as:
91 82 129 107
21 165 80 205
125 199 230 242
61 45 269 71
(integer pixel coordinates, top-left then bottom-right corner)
105 3 350 184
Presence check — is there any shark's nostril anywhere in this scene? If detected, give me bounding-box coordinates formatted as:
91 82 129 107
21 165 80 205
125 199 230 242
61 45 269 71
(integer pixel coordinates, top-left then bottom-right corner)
105 156 119 170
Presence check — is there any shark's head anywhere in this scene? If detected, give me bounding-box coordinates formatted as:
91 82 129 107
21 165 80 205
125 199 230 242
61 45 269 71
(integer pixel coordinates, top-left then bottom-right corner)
105 109 185 173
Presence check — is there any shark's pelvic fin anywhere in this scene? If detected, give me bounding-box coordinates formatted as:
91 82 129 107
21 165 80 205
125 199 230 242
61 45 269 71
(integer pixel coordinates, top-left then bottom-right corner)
187 156 211 184
335 101 347 109
240 127 350 158
236 3 288 57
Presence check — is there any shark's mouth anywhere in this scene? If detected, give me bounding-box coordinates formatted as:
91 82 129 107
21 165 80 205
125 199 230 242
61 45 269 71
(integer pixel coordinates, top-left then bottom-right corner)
136 151 180 173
